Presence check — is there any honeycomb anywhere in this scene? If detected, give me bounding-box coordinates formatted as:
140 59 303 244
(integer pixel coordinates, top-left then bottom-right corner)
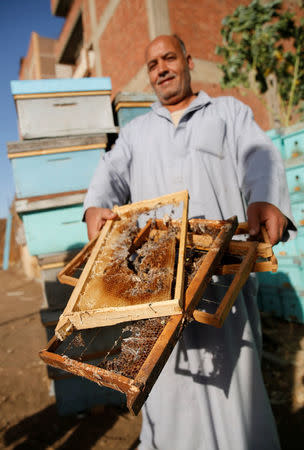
98 317 170 379
76 216 178 310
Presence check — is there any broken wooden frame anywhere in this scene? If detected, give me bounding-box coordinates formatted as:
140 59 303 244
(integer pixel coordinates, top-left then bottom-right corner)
189 221 277 327
58 220 276 279
40 216 238 414
58 220 277 286
40 217 278 414
55 191 189 340
57 218 277 330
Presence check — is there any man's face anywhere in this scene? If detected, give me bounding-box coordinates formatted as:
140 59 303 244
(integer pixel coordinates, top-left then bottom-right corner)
146 36 193 106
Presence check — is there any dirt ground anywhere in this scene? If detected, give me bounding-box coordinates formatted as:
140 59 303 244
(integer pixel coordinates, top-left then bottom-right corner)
0 267 141 449
0 266 303 449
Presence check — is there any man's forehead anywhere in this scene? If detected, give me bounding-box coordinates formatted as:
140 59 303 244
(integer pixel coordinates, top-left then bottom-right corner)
145 35 181 62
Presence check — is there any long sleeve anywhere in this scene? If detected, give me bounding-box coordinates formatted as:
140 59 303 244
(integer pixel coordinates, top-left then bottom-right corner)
233 100 296 236
83 127 132 212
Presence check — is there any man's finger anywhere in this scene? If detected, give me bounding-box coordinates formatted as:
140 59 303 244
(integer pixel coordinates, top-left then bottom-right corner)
247 202 289 245
88 228 97 241
102 210 117 220
88 222 100 240
85 207 118 240
247 204 261 237
264 215 280 246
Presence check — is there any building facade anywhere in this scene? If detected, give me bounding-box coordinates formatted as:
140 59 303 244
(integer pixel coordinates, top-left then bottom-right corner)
19 0 303 130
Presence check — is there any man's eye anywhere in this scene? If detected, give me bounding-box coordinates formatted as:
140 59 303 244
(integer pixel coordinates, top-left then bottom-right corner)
148 64 156 71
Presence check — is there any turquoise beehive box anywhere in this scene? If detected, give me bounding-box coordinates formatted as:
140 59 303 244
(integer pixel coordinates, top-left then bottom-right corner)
7 128 108 257
282 128 304 160
113 92 157 127
285 160 304 196
266 128 285 159
21 204 88 255
259 125 304 322
7 134 107 198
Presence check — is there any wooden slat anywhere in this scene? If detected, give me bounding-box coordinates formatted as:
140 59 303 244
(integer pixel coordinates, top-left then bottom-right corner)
128 220 152 255
260 226 278 272
38 249 80 267
57 235 98 286
46 334 63 353
189 218 230 227
235 222 250 234
8 143 106 159
7 134 108 154
114 190 188 216
188 235 272 258
14 90 112 99
128 314 184 414
115 101 153 112
216 260 276 275
174 191 188 306
39 350 139 395
60 299 182 329
18 189 87 203
15 191 87 213
193 241 258 327
184 217 238 317
40 262 66 270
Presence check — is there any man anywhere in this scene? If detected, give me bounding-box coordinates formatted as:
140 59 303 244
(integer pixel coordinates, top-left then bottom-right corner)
84 35 295 449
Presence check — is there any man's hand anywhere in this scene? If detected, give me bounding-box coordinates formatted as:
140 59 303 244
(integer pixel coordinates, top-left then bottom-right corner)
247 202 288 246
85 207 117 240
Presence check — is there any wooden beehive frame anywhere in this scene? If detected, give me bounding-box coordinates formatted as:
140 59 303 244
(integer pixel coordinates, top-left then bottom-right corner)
57 219 277 332
40 216 238 414
188 221 277 327
192 240 258 326
55 191 189 340
186 220 277 274
58 221 277 287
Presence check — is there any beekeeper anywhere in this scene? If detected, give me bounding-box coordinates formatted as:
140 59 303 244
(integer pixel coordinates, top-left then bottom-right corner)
84 34 295 450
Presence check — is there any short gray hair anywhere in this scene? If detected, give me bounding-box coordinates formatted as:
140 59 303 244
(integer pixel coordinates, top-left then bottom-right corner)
173 34 187 56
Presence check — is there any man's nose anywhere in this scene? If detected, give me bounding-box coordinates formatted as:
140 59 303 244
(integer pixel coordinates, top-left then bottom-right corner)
157 60 168 76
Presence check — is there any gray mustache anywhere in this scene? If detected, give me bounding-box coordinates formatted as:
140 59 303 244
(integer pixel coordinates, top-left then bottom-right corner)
157 74 176 85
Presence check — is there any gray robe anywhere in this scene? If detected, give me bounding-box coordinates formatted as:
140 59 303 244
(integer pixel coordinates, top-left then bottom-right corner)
84 92 295 450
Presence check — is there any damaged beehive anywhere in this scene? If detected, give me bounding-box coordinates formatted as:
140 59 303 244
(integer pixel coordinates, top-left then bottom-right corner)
41 215 240 414
41 216 278 414
55 191 189 340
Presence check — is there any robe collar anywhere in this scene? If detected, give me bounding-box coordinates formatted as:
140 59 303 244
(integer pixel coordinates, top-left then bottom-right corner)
151 91 212 121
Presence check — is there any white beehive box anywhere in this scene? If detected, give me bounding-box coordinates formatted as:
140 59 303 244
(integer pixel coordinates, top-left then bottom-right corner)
11 78 116 139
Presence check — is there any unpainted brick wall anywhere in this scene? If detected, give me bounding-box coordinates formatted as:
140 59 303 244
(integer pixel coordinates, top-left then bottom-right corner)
39 36 57 79
97 0 151 94
82 0 92 48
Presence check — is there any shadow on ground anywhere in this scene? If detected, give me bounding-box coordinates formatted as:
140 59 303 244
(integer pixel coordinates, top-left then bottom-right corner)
4 404 139 449
261 314 304 450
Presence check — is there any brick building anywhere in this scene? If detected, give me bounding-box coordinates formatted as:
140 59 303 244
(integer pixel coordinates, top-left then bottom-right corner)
19 0 303 130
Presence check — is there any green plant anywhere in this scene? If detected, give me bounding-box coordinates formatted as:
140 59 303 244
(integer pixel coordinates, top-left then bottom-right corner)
216 0 304 127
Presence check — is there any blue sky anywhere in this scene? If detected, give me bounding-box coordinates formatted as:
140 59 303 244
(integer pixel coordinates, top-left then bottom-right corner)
0 1 64 217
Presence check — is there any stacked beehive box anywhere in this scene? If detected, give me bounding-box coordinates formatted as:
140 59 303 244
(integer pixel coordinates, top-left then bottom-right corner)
7 77 126 414
113 92 157 127
258 124 304 322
